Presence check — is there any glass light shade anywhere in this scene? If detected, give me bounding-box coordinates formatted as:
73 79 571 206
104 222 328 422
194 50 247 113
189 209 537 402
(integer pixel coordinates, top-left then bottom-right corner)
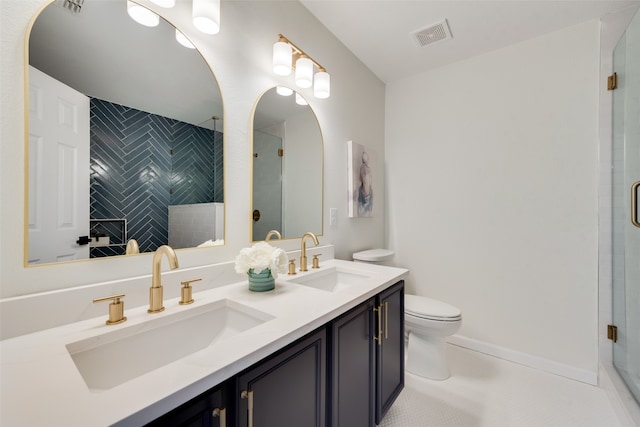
313 71 330 99
127 1 159 27
295 92 308 106
149 0 175 7
175 29 195 49
193 0 220 35
276 86 293 96
273 42 292 76
295 57 313 88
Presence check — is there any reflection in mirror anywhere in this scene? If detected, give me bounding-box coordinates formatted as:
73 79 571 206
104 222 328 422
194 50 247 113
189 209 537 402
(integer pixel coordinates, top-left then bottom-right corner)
251 87 323 241
27 0 224 265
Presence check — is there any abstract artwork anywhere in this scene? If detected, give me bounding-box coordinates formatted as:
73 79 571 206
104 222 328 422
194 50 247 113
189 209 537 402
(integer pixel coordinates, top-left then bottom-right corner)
347 140 375 218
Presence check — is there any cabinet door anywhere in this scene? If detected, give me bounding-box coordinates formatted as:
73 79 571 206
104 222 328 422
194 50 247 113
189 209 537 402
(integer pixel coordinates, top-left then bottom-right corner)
330 298 375 427
145 383 230 427
375 280 404 424
237 329 326 427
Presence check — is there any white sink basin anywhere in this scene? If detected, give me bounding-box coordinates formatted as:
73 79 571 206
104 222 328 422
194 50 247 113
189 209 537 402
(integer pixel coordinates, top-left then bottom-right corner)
288 266 371 292
66 299 273 391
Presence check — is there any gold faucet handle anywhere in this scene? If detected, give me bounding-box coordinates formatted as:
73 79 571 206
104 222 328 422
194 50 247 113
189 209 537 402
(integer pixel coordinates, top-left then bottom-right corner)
312 254 322 269
179 278 202 305
93 294 127 325
288 259 297 275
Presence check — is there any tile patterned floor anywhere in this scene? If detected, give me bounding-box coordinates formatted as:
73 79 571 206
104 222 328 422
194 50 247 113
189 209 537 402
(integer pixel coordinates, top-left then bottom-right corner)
379 344 622 427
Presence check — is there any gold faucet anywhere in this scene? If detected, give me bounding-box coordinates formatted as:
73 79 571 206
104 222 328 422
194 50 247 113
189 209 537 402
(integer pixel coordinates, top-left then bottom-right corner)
299 232 319 272
148 245 179 313
125 239 139 255
265 230 282 241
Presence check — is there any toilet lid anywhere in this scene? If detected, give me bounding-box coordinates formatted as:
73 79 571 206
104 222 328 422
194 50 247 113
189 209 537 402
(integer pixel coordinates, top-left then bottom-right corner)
352 249 394 262
405 294 461 321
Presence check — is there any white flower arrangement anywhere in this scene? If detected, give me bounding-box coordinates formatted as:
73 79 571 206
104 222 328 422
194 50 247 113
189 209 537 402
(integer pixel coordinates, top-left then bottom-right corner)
234 241 289 278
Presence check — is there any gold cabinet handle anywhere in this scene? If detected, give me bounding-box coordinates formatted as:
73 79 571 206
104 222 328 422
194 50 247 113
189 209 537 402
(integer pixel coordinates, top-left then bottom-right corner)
212 407 226 427
632 181 640 228
241 390 254 427
384 301 389 340
373 304 383 346
93 293 126 325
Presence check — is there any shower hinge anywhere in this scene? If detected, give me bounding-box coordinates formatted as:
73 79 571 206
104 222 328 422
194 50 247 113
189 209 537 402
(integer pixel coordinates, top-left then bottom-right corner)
278 149 284 157
607 73 617 91
607 324 618 343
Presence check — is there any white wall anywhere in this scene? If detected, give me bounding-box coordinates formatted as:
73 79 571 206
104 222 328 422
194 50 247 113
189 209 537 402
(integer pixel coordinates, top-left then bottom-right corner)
386 21 600 376
0 0 386 298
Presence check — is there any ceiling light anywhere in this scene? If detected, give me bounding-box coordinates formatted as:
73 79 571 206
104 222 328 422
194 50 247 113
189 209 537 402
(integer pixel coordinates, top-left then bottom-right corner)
176 29 195 49
295 56 313 89
127 1 159 27
276 86 293 96
193 0 220 35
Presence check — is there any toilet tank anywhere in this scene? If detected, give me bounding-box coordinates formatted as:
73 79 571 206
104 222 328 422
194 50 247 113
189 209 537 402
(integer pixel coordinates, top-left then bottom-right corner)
352 249 394 264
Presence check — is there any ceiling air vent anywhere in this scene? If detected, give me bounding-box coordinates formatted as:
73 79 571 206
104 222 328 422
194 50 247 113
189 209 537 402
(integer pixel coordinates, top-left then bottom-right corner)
412 19 452 47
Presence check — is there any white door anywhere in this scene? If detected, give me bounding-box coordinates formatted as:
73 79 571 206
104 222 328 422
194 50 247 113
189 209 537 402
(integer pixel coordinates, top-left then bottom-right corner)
28 66 90 264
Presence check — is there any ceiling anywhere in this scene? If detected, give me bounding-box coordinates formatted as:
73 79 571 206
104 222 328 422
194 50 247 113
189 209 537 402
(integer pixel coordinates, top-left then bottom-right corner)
300 0 640 83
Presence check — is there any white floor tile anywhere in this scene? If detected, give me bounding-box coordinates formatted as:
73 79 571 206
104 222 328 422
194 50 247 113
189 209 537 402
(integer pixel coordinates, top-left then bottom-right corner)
379 344 621 427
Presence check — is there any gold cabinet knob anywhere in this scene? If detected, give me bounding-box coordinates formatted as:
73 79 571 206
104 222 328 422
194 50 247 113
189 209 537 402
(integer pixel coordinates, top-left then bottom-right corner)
179 278 202 305
93 294 126 325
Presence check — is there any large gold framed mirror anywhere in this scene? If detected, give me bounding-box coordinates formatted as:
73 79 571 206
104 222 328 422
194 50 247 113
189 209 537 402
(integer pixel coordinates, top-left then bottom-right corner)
26 0 224 265
251 87 323 241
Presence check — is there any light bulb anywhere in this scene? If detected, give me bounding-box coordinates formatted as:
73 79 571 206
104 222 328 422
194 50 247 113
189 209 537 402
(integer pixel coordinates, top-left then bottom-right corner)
313 71 330 99
273 41 292 76
193 0 220 35
276 86 293 96
295 57 313 88
295 93 308 106
127 1 159 27
176 29 195 49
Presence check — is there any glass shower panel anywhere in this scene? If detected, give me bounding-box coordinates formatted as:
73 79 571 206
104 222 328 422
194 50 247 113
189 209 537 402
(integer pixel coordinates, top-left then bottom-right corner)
253 130 283 241
612 8 640 404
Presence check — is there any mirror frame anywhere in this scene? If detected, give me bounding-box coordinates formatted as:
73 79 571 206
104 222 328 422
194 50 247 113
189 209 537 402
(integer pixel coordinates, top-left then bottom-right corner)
250 87 324 242
24 0 226 267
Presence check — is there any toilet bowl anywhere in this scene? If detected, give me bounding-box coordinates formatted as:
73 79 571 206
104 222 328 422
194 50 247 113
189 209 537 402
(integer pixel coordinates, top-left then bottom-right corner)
405 294 461 380
353 249 462 380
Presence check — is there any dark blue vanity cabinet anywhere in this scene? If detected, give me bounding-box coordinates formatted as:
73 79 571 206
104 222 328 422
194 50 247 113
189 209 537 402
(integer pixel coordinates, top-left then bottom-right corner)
330 280 404 427
237 328 326 427
329 298 376 426
375 281 405 424
146 382 232 427
145 281 404 427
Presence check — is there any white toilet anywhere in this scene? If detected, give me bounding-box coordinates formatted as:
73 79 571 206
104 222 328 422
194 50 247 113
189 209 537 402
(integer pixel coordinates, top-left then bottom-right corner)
352 249 462 381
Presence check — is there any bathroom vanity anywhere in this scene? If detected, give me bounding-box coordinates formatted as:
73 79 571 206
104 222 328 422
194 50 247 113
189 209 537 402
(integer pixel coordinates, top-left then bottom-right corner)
0 258 407 427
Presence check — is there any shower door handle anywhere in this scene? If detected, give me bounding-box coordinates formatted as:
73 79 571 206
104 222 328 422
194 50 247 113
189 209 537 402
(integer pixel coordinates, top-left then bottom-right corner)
632 181 640 228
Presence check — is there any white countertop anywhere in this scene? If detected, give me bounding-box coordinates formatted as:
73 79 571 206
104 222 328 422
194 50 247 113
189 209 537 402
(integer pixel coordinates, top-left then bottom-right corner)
1 259 408 427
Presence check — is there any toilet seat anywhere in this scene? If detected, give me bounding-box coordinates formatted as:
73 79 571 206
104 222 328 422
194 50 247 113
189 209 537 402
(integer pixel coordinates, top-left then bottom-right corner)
405 294 461 322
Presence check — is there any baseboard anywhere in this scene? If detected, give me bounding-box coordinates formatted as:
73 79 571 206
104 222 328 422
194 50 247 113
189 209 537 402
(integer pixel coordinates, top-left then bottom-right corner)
447 335 598 385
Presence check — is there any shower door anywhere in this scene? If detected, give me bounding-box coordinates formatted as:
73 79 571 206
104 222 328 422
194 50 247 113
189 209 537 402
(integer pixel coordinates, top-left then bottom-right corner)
612 8 640 404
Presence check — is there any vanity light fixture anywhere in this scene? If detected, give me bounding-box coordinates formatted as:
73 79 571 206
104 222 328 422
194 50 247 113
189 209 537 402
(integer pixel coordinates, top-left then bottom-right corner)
127 0 159 27
175 29 196 49
273 34 331 99
193 0 221 35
